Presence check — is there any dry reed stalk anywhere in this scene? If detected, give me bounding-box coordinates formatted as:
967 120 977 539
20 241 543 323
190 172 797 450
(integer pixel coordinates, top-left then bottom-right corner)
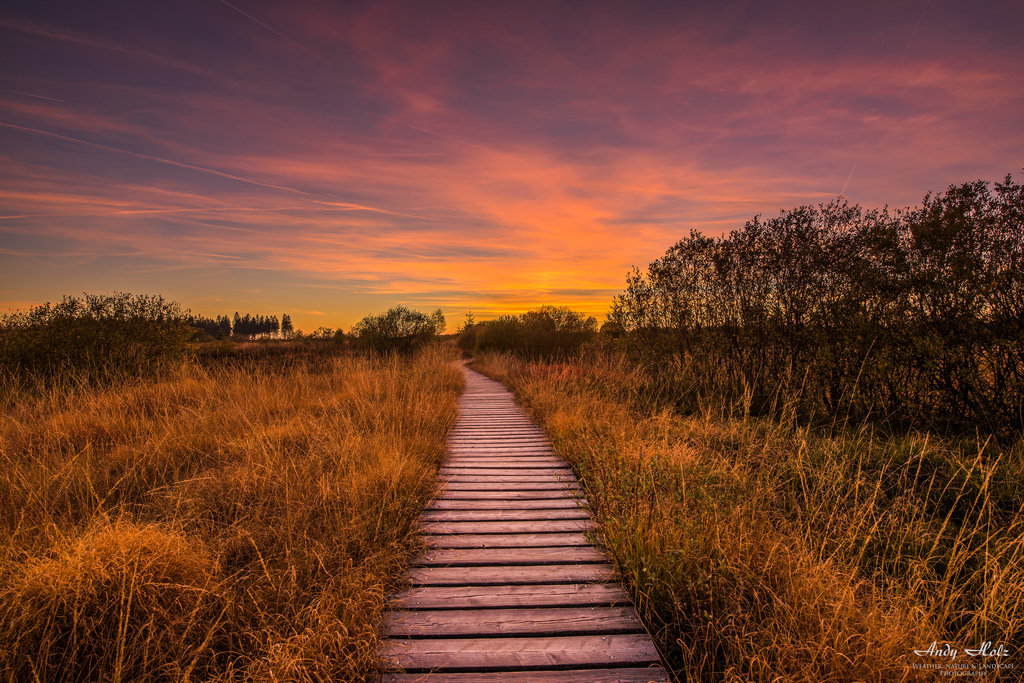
474 351 1023 682
0 345 462 682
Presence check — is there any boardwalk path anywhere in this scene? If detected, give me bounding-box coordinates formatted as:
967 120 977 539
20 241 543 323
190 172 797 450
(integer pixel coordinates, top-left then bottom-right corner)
381 366 669 682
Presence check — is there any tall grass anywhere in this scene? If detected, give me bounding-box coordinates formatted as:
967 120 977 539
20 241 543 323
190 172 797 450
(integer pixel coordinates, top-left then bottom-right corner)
474 351 1024 682
0 345 462 682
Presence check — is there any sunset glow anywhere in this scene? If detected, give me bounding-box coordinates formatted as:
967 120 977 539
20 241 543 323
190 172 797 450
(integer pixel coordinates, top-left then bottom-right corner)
2 1 1022 331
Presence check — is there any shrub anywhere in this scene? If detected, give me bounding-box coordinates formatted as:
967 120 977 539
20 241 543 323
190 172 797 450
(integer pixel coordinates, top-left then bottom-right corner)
0 293 194 382
351 306 445 354
474 305 598 358
611 174 1024 437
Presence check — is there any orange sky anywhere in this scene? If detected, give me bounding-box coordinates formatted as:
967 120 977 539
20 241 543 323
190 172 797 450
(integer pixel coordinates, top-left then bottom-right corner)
1 1 1022 332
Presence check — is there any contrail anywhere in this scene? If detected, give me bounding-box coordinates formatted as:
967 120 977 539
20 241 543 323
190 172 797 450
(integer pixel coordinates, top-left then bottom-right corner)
898 0 932 67
1 89 64 102
218 0 332 66
840 0 931 196
840 135 867 196
0 120 400 215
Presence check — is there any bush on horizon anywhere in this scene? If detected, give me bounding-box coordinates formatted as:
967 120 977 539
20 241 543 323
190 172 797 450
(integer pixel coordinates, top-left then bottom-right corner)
352 305 446 354
611 174 1024 437
470 305 598 358
0 292 194 382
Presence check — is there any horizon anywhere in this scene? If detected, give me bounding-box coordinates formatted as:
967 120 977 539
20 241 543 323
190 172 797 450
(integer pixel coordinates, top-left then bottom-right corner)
2 0 1022 332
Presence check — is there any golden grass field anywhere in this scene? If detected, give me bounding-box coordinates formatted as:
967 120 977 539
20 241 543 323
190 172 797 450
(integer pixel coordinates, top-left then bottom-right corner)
474 351 1024 682
2 340 1021 682
0 344 462 682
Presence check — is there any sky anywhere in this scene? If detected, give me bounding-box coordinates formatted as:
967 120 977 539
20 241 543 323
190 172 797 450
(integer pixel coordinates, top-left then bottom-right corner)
1 0 1022 332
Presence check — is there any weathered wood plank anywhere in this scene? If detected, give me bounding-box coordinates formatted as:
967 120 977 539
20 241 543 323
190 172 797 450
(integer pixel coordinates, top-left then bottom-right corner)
383 634 662 671
424 533 592 548
439 474 578 483
414 546 607 566
448 439 551 445
446 456 559 463
420 519 595 534
441 462 569 471
439 468 573 476
381 667 670 683
448 451 557 458
408 563 615 586
419 509 590 522
437 490 581 500
449 435 550 440
425 498 586 510
387 606 643 637
440 482 580 492
392 583 633 610
449 444 554 451
448 431 546 437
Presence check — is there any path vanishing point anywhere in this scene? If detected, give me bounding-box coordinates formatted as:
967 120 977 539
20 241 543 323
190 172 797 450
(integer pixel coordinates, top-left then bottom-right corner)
381 365 670 682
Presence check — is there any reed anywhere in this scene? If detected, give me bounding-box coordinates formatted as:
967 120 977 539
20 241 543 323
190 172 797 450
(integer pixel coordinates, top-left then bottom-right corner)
0 345 462 682
474 351 1024 682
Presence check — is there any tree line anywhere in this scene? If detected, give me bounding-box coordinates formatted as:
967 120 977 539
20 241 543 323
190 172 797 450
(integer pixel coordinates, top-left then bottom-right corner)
186 312 294 339
458 305 599 358
611 174 1023 436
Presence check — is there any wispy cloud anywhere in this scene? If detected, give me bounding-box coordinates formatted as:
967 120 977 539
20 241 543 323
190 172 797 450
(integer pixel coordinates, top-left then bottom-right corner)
1 1 1021 329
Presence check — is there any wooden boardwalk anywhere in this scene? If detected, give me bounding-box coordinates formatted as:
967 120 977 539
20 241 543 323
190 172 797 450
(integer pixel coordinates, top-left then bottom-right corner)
381 366 669 682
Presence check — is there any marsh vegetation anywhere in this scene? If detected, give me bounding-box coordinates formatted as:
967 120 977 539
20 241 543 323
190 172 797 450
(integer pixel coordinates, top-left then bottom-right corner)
0 343 462 682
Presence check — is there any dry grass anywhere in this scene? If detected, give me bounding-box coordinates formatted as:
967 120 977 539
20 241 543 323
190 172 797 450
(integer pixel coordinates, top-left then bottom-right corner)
0 345 463 682
473 351 1024 682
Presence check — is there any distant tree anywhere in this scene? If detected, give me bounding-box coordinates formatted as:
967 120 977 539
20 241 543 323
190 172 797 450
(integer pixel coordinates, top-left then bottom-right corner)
185 314 220 339
474 306 597 358
431 308 447 335
457 312 479 353
352 306 444 354
232 312 241 337
281 314 293 339
215 315 231 339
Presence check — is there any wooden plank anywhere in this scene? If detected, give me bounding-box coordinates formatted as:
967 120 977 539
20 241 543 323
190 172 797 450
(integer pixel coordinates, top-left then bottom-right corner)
448 450 556 456
439 474 578 483
382 667 670 683
438 491 581 500
419 509 590 522
392 583 632 610
420 519 595 534
445 455 561 462
446 432 544 438
426 499 586 510
407 563 615 586
448 439 550 445
387 606 644 637
450 443 553 449
414 546 607 566
383 634 662 671
440 491 581 501
449 442 552 448
439 468 572 476
441 461 567 469
448 434 549 439
440 482 580 491
425 533 592 548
